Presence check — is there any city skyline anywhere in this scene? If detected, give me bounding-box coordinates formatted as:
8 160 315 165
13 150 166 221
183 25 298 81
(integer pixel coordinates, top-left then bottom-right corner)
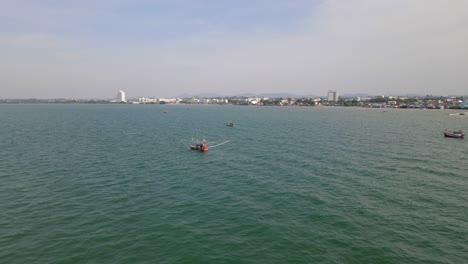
2 0 468 99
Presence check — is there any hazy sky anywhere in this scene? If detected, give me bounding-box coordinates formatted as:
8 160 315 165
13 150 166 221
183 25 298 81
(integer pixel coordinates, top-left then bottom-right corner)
1 0 468 98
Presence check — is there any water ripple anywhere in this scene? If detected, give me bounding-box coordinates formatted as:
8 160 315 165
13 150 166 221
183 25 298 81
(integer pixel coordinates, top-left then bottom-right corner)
0 105 467 263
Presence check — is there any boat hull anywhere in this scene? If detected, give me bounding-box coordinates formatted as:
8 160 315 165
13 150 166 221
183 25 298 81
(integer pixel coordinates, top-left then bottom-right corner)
444 132 464 138
190 145 209 151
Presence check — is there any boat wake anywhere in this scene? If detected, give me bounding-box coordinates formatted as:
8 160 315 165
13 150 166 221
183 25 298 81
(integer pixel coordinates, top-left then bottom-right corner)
209 140 231 148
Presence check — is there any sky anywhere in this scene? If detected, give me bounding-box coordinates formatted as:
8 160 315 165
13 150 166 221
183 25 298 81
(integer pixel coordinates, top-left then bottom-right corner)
1 0 468 99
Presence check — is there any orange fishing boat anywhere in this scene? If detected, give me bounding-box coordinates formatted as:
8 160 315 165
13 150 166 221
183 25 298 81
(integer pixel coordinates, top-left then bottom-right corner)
190 139 209 152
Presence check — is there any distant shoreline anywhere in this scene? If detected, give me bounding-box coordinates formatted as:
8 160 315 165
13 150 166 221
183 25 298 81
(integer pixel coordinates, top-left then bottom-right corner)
1 102 467 111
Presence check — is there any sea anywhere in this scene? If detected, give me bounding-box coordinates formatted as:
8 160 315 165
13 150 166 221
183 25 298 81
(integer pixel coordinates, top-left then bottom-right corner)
0 104 466 264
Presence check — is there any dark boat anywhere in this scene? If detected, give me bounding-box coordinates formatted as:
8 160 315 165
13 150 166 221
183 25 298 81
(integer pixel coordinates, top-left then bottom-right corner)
443 129 464 138
226 121 235 127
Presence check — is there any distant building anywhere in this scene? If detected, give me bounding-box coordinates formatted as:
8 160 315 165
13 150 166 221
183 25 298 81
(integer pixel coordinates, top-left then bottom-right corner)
159 98 179 104
117 90 126 102
139 97 158 103
327 90 339 102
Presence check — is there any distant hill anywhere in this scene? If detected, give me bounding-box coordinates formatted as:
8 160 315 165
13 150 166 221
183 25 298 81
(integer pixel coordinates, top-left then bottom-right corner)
341 93 372 98
176 92 225 98
237 93 302 98
173 92 466 99
175 92 320 98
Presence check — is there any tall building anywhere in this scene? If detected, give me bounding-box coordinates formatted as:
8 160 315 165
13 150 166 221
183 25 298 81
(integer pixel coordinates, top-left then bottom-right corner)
117 90 126 102
327 90 339 102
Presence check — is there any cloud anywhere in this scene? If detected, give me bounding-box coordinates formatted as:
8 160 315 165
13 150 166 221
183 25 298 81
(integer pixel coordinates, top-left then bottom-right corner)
185 0 468 96
1 0 468 98
0 33 68 51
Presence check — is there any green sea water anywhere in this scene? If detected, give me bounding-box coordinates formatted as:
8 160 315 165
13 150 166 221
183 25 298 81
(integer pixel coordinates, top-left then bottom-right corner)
0 104 467 263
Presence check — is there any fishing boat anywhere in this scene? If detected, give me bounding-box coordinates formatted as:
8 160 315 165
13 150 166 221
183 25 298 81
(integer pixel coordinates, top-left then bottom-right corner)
189 138 231 152
226 121 235 127
443 129 464 138
190 139 209 152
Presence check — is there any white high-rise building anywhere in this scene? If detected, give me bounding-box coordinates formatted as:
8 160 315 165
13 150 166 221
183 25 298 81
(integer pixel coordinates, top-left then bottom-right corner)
117 90 126 102
327 90 339 102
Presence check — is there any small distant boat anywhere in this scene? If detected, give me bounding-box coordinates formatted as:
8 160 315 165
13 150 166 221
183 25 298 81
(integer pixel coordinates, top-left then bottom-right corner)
443 129 464 138
190 139 209 152
163 110 169 113
226 121 235 127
